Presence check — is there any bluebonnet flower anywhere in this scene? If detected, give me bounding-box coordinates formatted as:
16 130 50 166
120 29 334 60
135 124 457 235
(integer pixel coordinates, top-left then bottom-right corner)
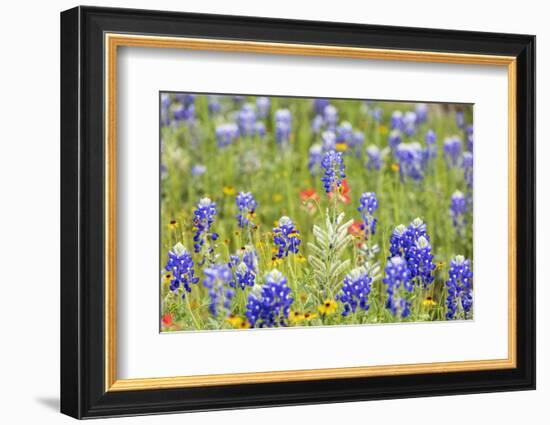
443 136 462 166
350 131 365 154
245 270 293 327
161 93 171 126
383 256 412 318
395 142 424 181
321 130 337 152
462 152 473 188
425 129 436 145
228 245 258 289
191 164 206 177
256 97 270 119
450 190 467 231
235 191 257 227
232 95 246 105
273 216 301 258
254 121 266 138
311 114 324 134
314 99 330 115
403 111 417 136
422 130 438 169
308 143 323 175
456 110 465 129
323 105 338 130
275 109 292 144
173 94 195 124
320 150 346 193
207 95 221 115
336 121 353 146
415 103 429 123
388 218 428 259
337 266 372 316
445 255 473 320
164 243 199 299
406 236 435 288
370 107 383 122
391 110 404 130
388 130 402 150
465 125 474 152
202 264 235 317
193 197 218 255
358 192 378 237
237 103 257 137
215 123 239 148
366 145 383 170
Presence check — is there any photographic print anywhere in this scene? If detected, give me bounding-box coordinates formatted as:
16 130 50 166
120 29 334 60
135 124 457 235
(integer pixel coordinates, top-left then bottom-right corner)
160 93 474 332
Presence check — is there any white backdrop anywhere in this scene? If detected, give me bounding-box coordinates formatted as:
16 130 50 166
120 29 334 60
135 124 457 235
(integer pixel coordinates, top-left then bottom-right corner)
0 1 545 424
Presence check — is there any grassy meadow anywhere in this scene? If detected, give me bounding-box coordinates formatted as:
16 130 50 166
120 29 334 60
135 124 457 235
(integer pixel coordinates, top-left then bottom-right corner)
160 93 474 332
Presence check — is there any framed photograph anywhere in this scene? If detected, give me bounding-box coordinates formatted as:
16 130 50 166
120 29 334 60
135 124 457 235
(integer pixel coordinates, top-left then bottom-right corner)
60 6 536 419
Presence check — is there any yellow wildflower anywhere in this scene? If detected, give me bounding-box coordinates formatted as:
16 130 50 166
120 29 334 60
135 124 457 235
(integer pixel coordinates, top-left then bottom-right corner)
379 124 389 135
423 297 437 307
296 254 307 263
168 220 177 230
335 142 348 152
272 193 284 202
318 299 338 315
289 311 305 323
391 163 400 172
303 312 318 321
223 186 236 196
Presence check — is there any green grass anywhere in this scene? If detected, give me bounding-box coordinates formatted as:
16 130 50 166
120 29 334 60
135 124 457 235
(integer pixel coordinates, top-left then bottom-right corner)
160 94 473 332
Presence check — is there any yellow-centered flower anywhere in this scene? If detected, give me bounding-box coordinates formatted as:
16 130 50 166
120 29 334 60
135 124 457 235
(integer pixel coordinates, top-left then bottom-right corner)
423 297 437 307
391 163 400 172
168 220 177 230
296 254 307 263
379 124 389 135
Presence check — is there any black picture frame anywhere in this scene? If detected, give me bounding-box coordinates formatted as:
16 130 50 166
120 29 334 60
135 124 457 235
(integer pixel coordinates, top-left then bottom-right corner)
61 5 536 419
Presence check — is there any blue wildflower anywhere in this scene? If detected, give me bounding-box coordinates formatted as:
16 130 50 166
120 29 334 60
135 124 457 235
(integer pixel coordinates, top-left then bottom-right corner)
275 109 292 144
256 97 270 119
337 266 372 316
465 125 474 152
237 103 257 137
450 190 467 231
462 152 473 188
403 111 417 136
415 103 428 123
314 99 330 115
308 143 323 175
395 142 423 181
245 270 293 328
193 197 218 255
320 150 346 193
273 216 301 259
350 131 365 154
202 264 234 317
254 121 266 138
228 245 258 289
321 130 337 152
443 136 462 166
425 129 436 145
191 164 206 177
173 94 195 124
406 235 435 288
207 95 221 115
370 107 383 122
366 145 383 170
323 105 338 130
445 255 473 320
311 114 324 134
336 121 353 146
391 110 404 130
164 242 199 299
388 129 402 149
389 218 428 259
215 123 239 148
358 192 378 237
383 256 412 318
235 191 257 227
456 110 465 129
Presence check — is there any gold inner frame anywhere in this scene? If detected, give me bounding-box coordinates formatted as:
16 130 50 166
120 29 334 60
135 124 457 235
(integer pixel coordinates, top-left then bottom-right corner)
104 33 517 392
